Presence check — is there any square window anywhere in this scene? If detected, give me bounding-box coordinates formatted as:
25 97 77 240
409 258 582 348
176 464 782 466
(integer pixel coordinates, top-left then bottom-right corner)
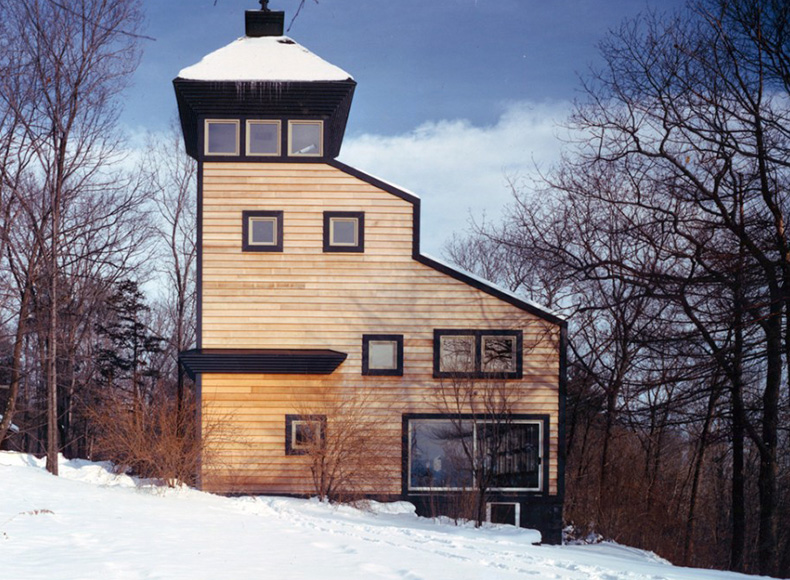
323 211 364 253
482 335 517 373
205 119 239 156
242 210 283 252
362 334 403 376
408 419 474 490
288 120 323 157
247 120 281 156
285 414 326 456
331 219 358 246
439 335 475 373
478 422 542 490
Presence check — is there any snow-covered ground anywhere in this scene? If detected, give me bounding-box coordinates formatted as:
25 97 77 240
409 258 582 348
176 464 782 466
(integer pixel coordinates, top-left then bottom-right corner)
0 452 772 580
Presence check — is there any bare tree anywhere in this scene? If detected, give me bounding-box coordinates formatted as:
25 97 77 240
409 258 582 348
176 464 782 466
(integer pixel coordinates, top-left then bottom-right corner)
291 388 388 503
0 0 144 474
145 123 197 413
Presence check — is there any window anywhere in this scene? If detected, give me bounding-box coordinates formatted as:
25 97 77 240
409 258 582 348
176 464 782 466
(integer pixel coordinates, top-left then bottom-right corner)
406 417 544 492
434 330 522 378
242 210 283 252
487 502 521 527
205 119 239 156
288 120 323 157
323 211 364 253
362 334 403 376
247 120 281 156
285 414 326 455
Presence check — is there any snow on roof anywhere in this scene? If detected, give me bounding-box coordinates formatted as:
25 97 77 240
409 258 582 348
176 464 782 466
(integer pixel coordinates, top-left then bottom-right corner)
177 36 353 82
420 252 567 323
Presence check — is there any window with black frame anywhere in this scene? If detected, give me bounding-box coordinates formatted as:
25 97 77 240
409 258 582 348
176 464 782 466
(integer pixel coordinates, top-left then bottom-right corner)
407 418 543 491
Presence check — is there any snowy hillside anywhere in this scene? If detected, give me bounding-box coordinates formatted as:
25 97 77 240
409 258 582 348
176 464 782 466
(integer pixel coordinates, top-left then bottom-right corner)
0 452 772 580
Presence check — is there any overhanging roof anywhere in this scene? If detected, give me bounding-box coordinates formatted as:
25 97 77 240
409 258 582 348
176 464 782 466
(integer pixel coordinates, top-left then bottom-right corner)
179 348 347 380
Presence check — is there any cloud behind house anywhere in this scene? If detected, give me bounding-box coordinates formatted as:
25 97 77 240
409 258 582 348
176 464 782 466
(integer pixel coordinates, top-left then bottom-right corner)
339 100 571 255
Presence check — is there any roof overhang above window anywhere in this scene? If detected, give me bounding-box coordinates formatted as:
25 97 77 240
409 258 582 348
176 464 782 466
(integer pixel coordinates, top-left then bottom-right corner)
179 348 347 380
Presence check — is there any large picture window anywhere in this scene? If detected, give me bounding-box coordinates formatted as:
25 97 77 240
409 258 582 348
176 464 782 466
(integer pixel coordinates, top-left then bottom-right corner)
434 330 522 378
407 417 544 492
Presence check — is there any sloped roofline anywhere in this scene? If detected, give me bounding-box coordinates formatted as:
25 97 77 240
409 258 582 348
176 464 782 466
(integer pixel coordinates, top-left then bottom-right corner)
327 160 567 328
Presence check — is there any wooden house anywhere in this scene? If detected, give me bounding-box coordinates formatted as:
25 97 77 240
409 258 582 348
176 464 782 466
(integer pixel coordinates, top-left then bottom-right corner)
175 6 565 543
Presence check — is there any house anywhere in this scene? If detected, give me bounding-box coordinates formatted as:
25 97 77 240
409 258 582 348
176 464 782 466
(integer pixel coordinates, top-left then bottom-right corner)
175 5 565 543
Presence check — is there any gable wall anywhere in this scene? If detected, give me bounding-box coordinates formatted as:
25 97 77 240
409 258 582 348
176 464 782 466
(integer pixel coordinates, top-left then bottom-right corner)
199 162 560 496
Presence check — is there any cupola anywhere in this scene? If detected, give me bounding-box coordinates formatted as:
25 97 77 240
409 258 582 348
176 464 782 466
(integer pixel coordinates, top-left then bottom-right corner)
173 2 356 161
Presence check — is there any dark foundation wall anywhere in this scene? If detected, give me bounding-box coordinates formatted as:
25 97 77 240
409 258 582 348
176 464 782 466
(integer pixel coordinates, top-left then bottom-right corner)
407 493 563 545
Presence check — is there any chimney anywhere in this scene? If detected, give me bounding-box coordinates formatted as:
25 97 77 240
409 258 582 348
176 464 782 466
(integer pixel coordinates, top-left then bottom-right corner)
245 1 285 37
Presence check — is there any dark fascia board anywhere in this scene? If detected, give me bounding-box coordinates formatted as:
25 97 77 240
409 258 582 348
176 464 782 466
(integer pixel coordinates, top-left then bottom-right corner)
327 159 567 328
173 78 355 160
179 348 347 380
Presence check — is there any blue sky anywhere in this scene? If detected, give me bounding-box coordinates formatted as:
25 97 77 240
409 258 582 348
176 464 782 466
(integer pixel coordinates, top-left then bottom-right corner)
129 0 685 254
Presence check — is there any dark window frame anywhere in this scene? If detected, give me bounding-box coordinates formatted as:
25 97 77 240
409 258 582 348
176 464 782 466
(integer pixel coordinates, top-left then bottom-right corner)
285 414 326 456
362 334 404 376
323 211 365 253
402 413 549 494
242 210 284 252
199 116 329 162
433 329 523 379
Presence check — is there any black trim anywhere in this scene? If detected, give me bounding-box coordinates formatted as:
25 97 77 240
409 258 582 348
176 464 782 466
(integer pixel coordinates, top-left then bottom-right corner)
401 413 550 496
285 414 326 456
433 329 523 379
327 160 567 328
362 334 404 376
196 162 204 349
557 325 567 501
174 78 355 160
179 348 347 380
323 211 364 253
242 210 284 252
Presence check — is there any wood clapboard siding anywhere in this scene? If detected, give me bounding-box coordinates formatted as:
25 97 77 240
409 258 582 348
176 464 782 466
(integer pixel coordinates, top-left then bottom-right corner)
199 162 561 497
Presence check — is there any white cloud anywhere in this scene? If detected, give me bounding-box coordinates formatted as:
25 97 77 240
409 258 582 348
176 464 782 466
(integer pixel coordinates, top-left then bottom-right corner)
339 100 572 255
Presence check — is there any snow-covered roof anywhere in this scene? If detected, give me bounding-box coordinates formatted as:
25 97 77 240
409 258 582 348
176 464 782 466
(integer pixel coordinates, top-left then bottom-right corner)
177 36 353 82
420 253 567 323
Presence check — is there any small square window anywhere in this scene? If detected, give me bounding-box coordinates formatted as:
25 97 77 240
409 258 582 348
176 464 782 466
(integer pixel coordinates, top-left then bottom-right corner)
247 120 281 156
285 414 326 456
482 335 517 373
205 119 239 156
439 335 475 373
288 120 323 157
323 211 364 253
242 210 283 252
362 334 403 376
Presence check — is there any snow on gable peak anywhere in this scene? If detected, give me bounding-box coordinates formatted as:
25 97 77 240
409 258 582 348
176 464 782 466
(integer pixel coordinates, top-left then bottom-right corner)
177 36 353 83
